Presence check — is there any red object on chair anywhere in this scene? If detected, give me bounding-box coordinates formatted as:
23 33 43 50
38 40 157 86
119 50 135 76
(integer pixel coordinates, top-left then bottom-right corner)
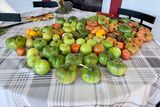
109 0 122 17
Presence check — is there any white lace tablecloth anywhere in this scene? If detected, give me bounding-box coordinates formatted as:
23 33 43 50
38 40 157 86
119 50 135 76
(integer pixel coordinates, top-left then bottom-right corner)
0 8 160 107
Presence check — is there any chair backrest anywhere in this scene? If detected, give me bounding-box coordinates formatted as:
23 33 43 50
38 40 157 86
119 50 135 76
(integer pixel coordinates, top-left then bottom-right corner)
0 13 21 22
33 1 58 8
118 8 156 30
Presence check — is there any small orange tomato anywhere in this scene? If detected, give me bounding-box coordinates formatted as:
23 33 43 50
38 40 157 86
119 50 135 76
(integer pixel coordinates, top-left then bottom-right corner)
114 42 124 49
93 44 105 55
121 49 131 60
87 20 99 27
71 43 80 53
52 23 62 29
90 26 100 34
16 47 27 56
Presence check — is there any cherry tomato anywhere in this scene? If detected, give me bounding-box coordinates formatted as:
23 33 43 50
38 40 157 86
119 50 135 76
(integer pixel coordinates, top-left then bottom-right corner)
71 43 80 53
16 47 27 56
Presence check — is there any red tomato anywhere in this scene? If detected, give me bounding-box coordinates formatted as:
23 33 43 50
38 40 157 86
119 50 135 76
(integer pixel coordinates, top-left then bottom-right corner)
114 42 124 49
52 23 62 29
16 47 27 56
93 44 105 55
71 44 80 53
121 49 131 60
87 20 98 27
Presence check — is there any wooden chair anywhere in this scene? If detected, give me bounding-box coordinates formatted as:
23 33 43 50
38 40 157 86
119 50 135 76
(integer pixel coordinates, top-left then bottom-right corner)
118 8 156 30
0 13 21 22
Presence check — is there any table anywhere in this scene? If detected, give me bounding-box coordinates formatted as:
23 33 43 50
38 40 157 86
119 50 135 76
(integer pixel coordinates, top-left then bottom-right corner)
0 8 160 107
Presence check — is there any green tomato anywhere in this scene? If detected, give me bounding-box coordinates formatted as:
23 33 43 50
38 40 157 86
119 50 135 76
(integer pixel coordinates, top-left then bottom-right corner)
33 38 47 51
107 59 127 76
68 16 78 22
63 35 75 45
27 55 41 68
72 31 82 39
41 26 53 33
76 38 86 45
108 47 121 58
42 45 59 59
76 22 85 31
118 25 131 33
84 53 98 65
59 44 71 55
50 40 62 47
98 53 110 66
101 40 113 49
6 35 26 50
80 43 92 55
34 59 51 76
52 34 60 41
81 64 101 84
78 29 89 37
49 55 65 68
87 39 97 47
63 22 72 27
98 15 108 25
55 17 66 25
63 26 73 33
55 63 77 84
26 39 33 48
27 48 39 58
65 53 83 67
42 32 53 41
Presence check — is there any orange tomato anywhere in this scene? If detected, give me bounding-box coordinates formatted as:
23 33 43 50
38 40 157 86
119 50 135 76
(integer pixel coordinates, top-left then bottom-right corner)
87 20 99 27
25 29 38 37
93 44 105 55
90 26 100 34
16 47 27 56
71 43 80 53
114 42 124 49
52 23 62 29
121 49 131 60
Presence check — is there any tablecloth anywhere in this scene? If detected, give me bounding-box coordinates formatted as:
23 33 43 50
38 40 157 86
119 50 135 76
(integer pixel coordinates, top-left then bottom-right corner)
0 8 160 107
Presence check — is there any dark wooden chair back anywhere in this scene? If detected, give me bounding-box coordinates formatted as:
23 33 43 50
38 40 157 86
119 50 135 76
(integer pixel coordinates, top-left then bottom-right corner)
118 8 156 30
33 1 58 8
0 13 21 22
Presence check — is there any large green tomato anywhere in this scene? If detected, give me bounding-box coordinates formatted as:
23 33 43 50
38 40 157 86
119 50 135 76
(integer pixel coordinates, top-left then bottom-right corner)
59 44 71 55
42 45 59 59
84 53 98 65
107 59 127 76
65 53 83 67
33 38 47 51
27 55 41 68
68 16 78 22
49 55 65 68
80 43 92 55
76 22 85 31
34 59 51 76
6 35 26 50
87 39 97 47
98 53 110 66
55 63 77 84
118 25 131 33
81 64 101 84
101 40 113 49
108 47 121 58
41 26 53 33
42 32 53 41
63 34 75 45
78 29 89 37
63 26 73 33
76 38 86 45
50 40 62 47
27 48 39 58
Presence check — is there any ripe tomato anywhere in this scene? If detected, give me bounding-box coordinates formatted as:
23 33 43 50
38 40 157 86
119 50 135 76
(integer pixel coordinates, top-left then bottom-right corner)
114 42 124 49
52 23 62 29
121 49 131 60
71 43 80 53
16 47 27 56
86 25 94 31
87 20 98 27
93 44 105 55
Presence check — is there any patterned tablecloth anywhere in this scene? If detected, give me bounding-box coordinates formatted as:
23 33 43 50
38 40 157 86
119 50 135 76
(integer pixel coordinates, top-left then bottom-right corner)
0 8 160 107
